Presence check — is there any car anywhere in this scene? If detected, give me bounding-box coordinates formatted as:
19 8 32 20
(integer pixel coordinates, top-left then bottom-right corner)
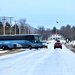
42 41 48 48
54 42 62 49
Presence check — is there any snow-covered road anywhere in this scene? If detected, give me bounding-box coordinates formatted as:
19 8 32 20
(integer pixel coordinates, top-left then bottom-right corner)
0 43 75 75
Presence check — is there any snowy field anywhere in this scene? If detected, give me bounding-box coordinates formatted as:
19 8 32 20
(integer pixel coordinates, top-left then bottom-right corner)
0 43 75 75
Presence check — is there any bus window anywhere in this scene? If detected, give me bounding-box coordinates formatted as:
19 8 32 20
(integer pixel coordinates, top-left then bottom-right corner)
25 35 35 42
34 36 42 43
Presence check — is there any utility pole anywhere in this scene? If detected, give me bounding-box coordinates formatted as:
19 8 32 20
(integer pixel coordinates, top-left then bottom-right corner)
2 17 6 35
8 17 14 35
15 20 17 35
26 24 30 34
19 25 21 34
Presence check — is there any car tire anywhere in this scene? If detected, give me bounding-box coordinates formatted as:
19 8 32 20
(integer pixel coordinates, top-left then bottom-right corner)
61 47 62 49
54 47 56 49
35 47 38 49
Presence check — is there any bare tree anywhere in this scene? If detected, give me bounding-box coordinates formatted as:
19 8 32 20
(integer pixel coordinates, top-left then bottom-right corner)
0 22 3 35
5 22 10 35
12 24 19 34
60 25 73 40
19 18 26 34
37 26 51 40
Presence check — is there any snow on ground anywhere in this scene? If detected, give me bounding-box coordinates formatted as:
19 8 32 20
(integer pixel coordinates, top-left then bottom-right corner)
0 49 8 53
0 43 75 75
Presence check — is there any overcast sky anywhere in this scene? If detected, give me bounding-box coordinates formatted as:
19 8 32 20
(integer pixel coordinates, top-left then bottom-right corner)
0 0 75 29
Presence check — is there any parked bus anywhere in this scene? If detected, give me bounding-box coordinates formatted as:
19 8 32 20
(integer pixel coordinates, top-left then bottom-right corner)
0 34 47 50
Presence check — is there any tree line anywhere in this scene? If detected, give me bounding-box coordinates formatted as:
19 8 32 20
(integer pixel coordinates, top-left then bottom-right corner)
59 25 75 41
37 25 75 41
0 18 37 35
0 18 75 41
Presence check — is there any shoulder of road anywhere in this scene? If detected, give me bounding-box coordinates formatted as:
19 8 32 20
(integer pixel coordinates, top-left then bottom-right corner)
65 43 75 53
0 49 25 56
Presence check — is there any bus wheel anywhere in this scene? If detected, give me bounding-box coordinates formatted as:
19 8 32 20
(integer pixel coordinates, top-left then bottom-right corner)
35 47 38 49
46 46 48 49
29 45 32 50
13 44 17 49
2 46 8 50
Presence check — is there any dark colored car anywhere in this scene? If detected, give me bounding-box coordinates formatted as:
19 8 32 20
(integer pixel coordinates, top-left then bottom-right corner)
54 42 62 49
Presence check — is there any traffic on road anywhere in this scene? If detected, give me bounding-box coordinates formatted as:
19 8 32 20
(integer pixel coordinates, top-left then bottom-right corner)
0 42 75 75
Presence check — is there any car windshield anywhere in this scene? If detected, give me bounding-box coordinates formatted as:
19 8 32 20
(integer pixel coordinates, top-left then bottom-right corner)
55 42 61 44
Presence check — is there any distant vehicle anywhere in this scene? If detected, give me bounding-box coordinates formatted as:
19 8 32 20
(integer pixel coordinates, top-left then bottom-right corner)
0 34 47 50
54 42 62 49
42 41 48 48
56 40 60 42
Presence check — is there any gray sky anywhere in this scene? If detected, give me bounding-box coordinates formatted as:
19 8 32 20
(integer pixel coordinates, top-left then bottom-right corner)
0 0 75 29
